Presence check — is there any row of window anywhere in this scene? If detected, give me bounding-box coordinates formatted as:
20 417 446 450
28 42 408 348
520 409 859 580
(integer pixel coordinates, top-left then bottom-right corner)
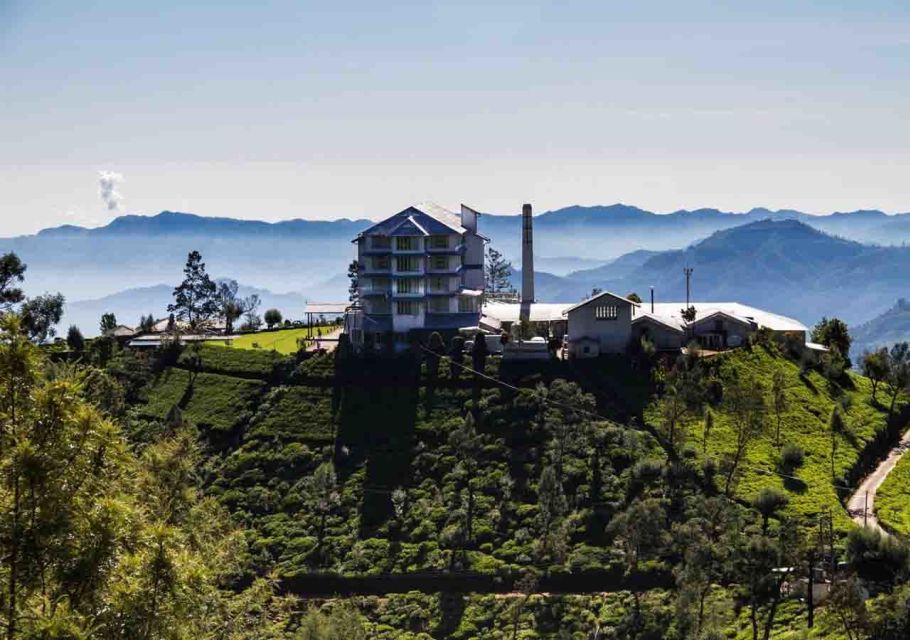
368 255 453 272
364 277 454 294
594 305 619 320
369 235 452 251
368 298 480 316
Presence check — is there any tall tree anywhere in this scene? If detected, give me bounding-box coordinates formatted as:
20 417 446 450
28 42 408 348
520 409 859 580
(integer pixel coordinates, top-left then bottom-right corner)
812 317 852 362
241 294 261 330
347 260 360 304
770 369 788 448
216 279 244 334
168 251 218 332
722 372 767 495
861 348 890 403
20 292 65 343
0 253 26 309
301 462 340 567
884 342 910 419
66 324 85 352
264 308 282 329
484 246 516 301
100 312 118 334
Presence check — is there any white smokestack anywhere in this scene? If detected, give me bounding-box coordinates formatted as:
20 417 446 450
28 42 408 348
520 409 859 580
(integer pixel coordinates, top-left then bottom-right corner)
521 203 534 303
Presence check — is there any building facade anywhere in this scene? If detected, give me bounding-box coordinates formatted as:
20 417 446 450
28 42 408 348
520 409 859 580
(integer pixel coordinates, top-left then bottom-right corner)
354 203 484 346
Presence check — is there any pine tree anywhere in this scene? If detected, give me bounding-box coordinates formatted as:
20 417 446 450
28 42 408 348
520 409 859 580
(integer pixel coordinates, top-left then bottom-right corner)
484 246 516 301
168 251 218 332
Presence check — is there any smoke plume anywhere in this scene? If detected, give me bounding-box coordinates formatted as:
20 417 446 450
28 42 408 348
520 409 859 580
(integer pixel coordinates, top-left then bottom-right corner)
98 171 124 210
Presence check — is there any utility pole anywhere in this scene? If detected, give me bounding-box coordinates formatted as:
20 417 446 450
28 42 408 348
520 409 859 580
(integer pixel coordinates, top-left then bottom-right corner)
864 490 869 527
684 266 694 307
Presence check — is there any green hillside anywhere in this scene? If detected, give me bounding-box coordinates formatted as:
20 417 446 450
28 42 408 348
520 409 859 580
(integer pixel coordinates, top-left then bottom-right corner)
875 453 910 536
121 339 909 637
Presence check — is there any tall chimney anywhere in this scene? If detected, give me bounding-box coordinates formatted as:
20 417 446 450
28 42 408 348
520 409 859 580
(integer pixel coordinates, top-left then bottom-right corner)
521 203 534 303
650 286 655 313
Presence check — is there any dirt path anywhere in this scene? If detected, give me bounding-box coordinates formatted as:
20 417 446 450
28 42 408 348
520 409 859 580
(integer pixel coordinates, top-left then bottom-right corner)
846 427 910 535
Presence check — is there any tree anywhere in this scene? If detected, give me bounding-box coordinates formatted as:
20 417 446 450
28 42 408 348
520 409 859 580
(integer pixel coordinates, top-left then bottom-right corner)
735 522 802 640
884 342 910 419
20 292 65 343
100 311 118 334
610 498 669 571
627 292 642 304
66 324 85 352
862 348 890 403
829 407 846 479
827 574 868 640
770 369 788 448
297 603 367 640
264 308 282 329
347 260 360 304
168 250 219 332
812 317 852 362
656 356 706 457
0 252 26 309
536 379 597 482
447 414 483 554
139 313 156 333
672 496 740 638
216 279 244 335
536 464 569 562
301 462 340 567
241 294 261 331
702 409 714 455
721 372 767 495
752 488 788 535
484 246 516 301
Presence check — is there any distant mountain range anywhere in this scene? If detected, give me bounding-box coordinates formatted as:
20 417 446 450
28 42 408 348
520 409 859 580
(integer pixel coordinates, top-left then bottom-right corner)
519 220 910 336
66 283 308 337
2 206 909 340
852 299 910 356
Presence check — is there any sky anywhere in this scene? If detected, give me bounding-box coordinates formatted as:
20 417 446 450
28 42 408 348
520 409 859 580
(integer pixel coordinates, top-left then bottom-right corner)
2 0 909 235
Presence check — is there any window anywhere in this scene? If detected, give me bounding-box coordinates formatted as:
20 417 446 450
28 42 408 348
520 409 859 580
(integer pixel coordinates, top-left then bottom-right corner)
367 299 390 314
428 276 449 292
395 236 417 251
595 305 618 320
372 256 390 270
396 301 419 316
371 236 391 249
428 297 450 313
370 277 390 292
396 278 420 294
395 256 419 272
429 255 449 271
458 296 479 313
429 235 449 249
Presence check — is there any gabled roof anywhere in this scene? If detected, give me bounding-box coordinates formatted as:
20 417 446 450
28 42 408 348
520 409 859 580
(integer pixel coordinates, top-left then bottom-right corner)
359 203 467 238
564 290 639 315
691 310 755 329
632 313 685 333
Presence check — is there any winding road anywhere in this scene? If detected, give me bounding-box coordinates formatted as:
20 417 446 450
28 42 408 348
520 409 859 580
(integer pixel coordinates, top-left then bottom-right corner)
846 427 910 535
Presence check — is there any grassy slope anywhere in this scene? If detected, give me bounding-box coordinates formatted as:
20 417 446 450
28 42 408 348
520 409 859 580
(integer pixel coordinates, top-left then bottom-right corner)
208 326 337 354
142 368 266 431
875 450 910 536
652 347 893 531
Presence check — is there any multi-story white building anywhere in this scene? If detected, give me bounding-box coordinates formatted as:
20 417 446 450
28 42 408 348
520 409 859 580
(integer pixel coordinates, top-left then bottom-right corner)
353 203 485 347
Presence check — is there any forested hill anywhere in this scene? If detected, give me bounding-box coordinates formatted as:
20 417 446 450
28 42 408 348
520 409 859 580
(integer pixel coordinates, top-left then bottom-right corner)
530 220 910 329
70 332 909 637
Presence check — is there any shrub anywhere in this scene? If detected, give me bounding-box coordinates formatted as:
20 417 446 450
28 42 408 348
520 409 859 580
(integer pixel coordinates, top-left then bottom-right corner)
780 444 806 473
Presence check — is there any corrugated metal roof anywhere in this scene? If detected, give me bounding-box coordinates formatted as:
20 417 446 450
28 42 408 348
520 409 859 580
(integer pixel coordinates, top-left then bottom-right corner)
639 302 806 333
483 302 572 323
305 302 349 314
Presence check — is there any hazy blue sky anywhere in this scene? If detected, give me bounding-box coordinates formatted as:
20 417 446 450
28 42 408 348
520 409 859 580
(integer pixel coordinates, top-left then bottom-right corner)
2 0 909 234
